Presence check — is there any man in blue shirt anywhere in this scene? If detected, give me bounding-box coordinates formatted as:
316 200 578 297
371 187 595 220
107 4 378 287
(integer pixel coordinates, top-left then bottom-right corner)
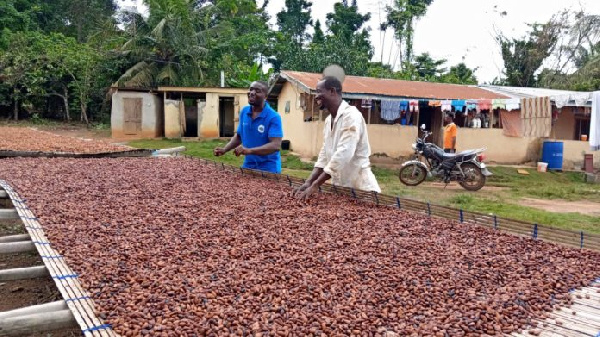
213 81 283 173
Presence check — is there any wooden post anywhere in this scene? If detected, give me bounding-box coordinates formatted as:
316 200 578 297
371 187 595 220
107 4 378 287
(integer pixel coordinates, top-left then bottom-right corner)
0 241 35 254
0 310 76 336
0 234 30 244
0 301 67 320
0 266 49 281
0 209 18 219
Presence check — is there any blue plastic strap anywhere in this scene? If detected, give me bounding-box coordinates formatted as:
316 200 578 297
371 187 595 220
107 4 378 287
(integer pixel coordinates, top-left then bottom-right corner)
351 188 357 199
53 274 78 280
427 203 431 217
41 255 63 259
25 225 43 230
287 175 291 187
493 215 498 229
32 241 51 245
396 197 401 209
66 296 90 302
459 209 464 223
532 224 538 239
581 231 584 249
82 324 112 333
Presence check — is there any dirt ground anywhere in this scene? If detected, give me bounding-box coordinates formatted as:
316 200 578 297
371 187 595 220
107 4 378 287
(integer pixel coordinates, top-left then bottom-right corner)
0 220 82 336
520 198 600 215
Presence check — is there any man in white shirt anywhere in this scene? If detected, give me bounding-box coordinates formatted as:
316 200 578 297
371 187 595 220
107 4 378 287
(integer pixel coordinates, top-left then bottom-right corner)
294 76 381 201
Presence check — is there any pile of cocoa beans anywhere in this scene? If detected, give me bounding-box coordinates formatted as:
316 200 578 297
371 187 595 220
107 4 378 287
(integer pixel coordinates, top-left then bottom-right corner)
0 127 132 153
1 157 599 336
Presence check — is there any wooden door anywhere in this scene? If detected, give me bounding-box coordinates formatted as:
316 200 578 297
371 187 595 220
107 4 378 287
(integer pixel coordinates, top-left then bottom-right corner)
124 98 142 135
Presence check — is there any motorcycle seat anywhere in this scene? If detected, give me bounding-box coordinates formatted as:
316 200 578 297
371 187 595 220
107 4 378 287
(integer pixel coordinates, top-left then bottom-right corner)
442 148 485 160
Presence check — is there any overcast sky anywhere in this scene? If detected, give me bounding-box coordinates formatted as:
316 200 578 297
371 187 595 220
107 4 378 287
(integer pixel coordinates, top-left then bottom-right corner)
119 0 600 84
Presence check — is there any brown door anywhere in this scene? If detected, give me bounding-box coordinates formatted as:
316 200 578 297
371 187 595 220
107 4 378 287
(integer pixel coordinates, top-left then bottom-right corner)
123 98 142 135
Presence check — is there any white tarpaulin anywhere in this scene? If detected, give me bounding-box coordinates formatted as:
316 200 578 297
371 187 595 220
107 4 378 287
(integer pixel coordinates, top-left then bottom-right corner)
591 91 600 151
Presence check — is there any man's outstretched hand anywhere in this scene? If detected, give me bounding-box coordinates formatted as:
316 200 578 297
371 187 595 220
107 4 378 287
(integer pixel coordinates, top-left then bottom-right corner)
213 147 226 156
234 146 251 156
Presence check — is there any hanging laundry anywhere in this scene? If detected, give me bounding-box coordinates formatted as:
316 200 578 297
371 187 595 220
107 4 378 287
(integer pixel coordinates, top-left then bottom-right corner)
399 100 409 112
452 100 466 113
492 99 506 110
428 100 441 107
361 99 372 109
409 100 419 112
505 98 520 111
441 100 452 112
466 99 478 111
380 100 401 121
478 99 492 111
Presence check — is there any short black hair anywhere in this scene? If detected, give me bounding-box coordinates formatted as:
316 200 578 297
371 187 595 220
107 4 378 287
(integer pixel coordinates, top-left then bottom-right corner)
251 81 269 92
320 76 342 95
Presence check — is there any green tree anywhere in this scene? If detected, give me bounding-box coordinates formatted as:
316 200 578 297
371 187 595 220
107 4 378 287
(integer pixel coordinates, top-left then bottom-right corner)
311 19 325 45
200 0 272 86
276 0 312 44
441 62 478 84
117 0 207 87
386 0 434 67
410 52 446 80
497 15 563 87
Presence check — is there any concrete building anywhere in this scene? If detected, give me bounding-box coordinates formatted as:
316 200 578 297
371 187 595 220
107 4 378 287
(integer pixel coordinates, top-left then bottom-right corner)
110 74 596 169
268 71 597 169
111 87 248 139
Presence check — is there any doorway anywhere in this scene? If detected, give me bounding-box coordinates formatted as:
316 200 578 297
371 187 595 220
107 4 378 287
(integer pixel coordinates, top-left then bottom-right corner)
123 98 142 135
183 98 198 137
219 97 235 137
418 105 443 147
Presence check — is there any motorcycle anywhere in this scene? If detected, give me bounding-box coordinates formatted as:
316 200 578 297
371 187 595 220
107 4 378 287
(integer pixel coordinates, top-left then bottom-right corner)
399 124 492 191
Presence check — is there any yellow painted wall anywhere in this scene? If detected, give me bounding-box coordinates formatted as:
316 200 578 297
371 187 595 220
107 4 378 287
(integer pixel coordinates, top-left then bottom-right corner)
455 128 541 164
560 140 600 169
164 99 181 138
367 125 418 158
201 94 220 138
200 93 248 138
553 107 576 140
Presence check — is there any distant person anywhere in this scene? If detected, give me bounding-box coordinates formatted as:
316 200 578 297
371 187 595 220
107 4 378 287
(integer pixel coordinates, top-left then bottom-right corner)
213 81 283 173
293 76 380 201
471 113 481 128
444 113 457 153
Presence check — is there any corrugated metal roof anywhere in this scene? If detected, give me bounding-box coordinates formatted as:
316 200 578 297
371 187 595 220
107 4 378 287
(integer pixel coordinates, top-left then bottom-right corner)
280 71 509 100
480 85 593 107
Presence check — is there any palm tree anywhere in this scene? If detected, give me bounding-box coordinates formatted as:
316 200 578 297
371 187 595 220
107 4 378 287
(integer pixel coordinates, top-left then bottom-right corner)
117 0 207 87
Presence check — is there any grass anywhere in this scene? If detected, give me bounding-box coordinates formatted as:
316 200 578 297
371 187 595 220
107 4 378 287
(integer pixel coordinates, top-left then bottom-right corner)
127 138 600 234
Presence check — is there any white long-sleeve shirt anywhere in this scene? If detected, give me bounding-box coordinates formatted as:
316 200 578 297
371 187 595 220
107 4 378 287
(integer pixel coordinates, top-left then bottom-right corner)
315 101 381 193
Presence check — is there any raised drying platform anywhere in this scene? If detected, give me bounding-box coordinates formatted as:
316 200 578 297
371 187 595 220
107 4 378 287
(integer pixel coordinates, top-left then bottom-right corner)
0 182 119 337
0 149 153 159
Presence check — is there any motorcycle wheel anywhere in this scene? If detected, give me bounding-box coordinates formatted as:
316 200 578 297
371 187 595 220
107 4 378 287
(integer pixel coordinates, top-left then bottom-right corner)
399 164 427 186
458 162 486 191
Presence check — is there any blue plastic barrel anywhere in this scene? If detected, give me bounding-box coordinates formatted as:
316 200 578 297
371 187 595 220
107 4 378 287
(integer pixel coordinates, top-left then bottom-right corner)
542 141 563 171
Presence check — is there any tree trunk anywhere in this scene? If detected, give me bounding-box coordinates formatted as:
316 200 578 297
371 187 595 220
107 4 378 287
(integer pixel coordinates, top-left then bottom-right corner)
63 87 70 121
80 102 89 125
12 87 18 121
13 98 18 121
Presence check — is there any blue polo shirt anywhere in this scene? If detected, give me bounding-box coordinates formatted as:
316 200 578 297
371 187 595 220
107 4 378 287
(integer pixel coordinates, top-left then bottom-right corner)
237 103 283 173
